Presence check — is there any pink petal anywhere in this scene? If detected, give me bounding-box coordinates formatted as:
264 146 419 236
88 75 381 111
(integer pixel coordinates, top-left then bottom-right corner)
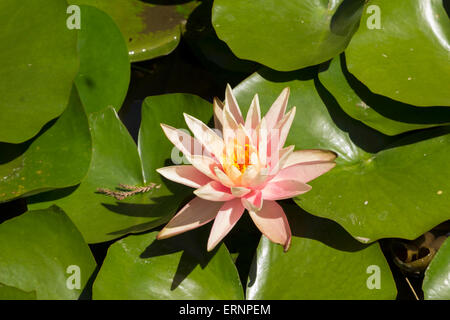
190 155 221 181
213 97 224 131
272 162 336 184
225 84 244 124
231 186 251 197
227 165 243 182
262 179 311 200
213 166 235 187
241 190 263 212
257 118 268 165
207 199 245 251
283 149 337 168
263 87 290 130
245 94 261 131
265 107 296 169
248 200 291 251
222 107 239 145
184 113 224 159
161 124 210 158
269 145 294 175
156 165 212 188
241 165 269 188
241 165 259 186
274 106 296 150
194 181 235 202
157 197 223 240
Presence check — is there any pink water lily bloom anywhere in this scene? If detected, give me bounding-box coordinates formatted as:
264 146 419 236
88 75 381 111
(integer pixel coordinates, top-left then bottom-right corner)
156 85 336 251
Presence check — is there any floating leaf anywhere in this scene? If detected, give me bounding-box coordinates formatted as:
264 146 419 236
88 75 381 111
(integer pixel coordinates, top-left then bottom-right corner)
0 88 91 203
71 0 198 62
0 0 79 143
74 5 130 114
319 56 450 135
213 0 365 71
234 71 450 243
93 230 244 299
28 107 171 243
346 0 450 106
0 206 96 299
247 202 397 299
29 94 213 243
423 237 450 300
0 284 36 300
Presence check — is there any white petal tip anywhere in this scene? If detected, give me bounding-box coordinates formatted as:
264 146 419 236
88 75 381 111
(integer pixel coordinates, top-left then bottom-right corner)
207 242 218 252
156 230 169 240
283 238 291 252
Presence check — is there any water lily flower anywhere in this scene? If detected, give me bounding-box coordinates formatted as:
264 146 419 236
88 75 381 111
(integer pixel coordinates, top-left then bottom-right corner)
156 85 336 251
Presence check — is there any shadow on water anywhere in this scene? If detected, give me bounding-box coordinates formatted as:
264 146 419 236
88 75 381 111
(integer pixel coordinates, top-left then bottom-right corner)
0 198 28 224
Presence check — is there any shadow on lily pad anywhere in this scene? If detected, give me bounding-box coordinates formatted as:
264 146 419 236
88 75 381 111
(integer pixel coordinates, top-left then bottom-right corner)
247 199 369 288
338 54 450 124
139 225 219 291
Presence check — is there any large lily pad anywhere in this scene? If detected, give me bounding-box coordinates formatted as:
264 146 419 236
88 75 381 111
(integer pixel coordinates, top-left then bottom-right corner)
247 202 397 299
0 284 36 300
29 94 213 243
0 88 91 203
423 237 450 300
71 0 198 62
212 0 365 71
74 5 130 114
234 71 450 243
0 0 79 143
319 56 450 135
0 206 96 300
346 0 450 106
93 230 244 299
28 107 173 243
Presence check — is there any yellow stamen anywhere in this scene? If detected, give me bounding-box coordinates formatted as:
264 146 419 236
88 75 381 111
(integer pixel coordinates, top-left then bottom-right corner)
223 137 256 175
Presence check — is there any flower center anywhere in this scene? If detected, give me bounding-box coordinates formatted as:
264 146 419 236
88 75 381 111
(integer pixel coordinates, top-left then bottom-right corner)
233 143 252 173
223 137 257 175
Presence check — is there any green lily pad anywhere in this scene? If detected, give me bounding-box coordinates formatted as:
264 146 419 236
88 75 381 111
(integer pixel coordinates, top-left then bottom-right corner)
29 94 213 243
247 202 397 299
234 71 450 243
423 237 450 300
0 0 79 143
346 0 450 106
93 230 244 299
28 107 172 243
0 88 91 203
74 5 130 114
319 56 450 136
0 284 36 300
0 206 96 300
70 0 198 62
212 0 365 71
